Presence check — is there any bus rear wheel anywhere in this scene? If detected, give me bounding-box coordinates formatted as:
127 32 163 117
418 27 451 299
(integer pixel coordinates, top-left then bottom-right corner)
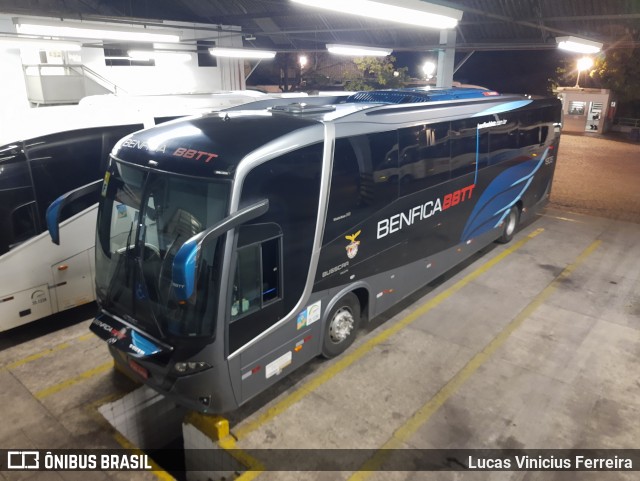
497 205 520 244
322 293 361 358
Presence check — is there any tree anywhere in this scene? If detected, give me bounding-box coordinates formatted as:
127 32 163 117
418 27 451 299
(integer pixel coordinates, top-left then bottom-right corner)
590 44 640 117
344 56 408 91
550 44 640 116
590 47 640 103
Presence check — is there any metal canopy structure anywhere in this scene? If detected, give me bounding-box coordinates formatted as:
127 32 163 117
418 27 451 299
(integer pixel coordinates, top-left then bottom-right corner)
0 0 638 53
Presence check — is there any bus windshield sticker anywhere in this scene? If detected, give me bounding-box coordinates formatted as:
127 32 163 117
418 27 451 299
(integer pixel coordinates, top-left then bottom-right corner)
265 351 292 379
345 230 361 259
116 204 128 219
101 172 111 197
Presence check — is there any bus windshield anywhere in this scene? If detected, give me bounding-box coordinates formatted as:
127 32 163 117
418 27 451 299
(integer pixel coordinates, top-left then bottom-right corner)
96 160 229 339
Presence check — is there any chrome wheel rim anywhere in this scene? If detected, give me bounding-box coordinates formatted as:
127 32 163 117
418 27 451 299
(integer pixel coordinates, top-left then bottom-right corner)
329 307 354 344
505 209 517 236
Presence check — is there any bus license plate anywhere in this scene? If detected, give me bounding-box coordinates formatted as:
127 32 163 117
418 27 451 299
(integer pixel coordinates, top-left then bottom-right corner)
128 359 149 380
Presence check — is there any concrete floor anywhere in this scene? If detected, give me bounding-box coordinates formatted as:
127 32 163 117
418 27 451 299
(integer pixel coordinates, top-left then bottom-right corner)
0 135 639 481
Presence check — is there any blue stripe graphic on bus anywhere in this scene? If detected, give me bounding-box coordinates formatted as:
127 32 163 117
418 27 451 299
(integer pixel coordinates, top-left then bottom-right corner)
472 100 532 116
474 126 480 186
461 149 547 241
130 330 161 357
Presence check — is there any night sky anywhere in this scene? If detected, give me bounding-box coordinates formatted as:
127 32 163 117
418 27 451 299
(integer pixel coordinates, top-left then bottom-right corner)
395 49 571 97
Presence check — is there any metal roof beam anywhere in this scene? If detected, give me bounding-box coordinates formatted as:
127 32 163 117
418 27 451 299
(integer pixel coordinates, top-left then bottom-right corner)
428 0 593 38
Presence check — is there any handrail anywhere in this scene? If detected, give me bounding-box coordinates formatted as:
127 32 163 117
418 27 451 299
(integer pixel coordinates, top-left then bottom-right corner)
69 64 127 95
23 63 127 95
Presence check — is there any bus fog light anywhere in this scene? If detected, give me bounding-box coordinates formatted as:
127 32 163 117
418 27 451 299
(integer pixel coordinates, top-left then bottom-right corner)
174 361 212 375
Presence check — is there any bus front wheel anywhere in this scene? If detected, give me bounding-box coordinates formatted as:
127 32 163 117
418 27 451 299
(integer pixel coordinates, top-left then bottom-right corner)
497 205 520 244
322 293 361 358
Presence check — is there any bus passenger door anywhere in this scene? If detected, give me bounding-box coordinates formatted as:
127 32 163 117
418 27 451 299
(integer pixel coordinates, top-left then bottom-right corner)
226 141 324 405
227 224 286 401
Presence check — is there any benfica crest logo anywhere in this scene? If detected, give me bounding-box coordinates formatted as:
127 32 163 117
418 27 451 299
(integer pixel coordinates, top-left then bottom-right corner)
345 230 361 259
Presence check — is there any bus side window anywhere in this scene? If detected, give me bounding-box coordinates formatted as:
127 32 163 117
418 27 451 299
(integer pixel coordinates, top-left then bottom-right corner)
231 232 282 320
10 201 38 249
398 122 450 196
488 113 518 165
26 124 144 228
232 244 262 318
238 142 321 316
450 119 488 178
324 132 398 242
261 237 280 303
519 109 542 147
540 106 559 144
0 147 37 255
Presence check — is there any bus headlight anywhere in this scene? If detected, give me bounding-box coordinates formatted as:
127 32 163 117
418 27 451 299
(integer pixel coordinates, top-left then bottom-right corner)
173 361 212 375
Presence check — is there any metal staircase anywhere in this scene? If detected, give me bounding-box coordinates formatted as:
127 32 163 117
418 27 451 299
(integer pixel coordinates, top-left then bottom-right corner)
23 64 127 106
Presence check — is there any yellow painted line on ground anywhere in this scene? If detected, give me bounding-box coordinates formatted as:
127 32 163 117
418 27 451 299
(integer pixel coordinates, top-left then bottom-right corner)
232 228 545 443
4 332 95 370
34 360 113 400
186 413 265 481
542 213 586 224
348 239 602 480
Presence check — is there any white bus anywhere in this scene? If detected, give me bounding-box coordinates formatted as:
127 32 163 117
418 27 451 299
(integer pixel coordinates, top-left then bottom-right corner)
0 91 280 331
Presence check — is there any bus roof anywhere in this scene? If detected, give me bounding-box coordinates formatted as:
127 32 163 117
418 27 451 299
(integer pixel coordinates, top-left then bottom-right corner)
0 91 274 147
111 110 324 178
110 88 546 179
345 87 500 104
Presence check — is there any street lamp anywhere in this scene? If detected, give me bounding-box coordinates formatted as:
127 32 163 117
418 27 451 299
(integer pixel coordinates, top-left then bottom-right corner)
575 56 594 88
422 61 436 80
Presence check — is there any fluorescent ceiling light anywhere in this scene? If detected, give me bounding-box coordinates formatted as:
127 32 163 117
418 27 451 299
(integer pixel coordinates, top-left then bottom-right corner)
209 47 276 59
291 0 462 29
16 21 180 43
128 50 154 60
556 36 602 54
327 44 392 56
0 37 81 51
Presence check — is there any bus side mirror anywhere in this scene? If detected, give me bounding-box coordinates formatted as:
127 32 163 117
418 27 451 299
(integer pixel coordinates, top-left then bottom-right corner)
172 199 269 301
46 179 102 245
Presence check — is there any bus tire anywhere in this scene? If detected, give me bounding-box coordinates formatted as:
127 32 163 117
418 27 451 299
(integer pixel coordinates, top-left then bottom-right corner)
321 293 361 359
497 205 520 244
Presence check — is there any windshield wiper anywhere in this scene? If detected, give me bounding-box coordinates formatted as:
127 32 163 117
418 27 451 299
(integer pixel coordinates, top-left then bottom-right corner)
104 221 136 308
156 233 181 307
124 220 135 279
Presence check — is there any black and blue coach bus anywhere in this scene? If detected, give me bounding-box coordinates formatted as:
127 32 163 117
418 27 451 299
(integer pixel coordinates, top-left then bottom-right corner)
48 87 561 412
